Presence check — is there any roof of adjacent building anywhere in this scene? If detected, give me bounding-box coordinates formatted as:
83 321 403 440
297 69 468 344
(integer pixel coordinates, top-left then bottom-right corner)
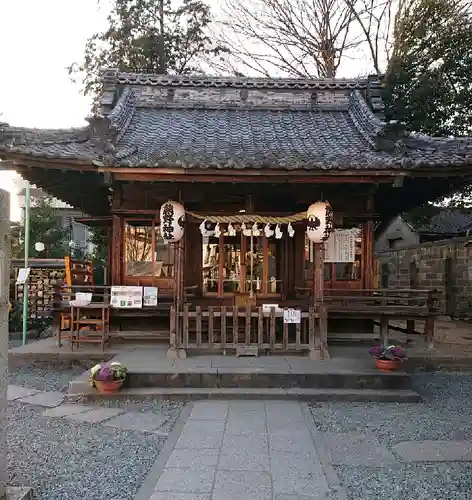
410 209 472 235
1 69 472 171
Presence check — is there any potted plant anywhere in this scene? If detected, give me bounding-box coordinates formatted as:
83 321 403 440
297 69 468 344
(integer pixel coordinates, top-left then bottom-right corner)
369 345 407 371
90 361 128 393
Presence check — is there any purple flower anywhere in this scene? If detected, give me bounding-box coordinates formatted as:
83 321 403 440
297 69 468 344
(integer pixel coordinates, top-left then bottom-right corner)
369 346 383 357
369 344 407 360
96 365 114 381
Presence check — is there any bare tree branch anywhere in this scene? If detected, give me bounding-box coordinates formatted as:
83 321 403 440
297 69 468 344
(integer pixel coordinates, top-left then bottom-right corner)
211 0 367 78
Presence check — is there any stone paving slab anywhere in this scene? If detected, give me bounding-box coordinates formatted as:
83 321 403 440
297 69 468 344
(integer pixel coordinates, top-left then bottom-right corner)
42 404 92 418
7 385 40 401
320 432 397 466
166 449 219 468
105 411 168 432
392 440 472 462
65 407 124 423
154 467 216 493
175 419 225 449
189 401 228 420
150 494 210 500
19 390 65 408
141 400 343 500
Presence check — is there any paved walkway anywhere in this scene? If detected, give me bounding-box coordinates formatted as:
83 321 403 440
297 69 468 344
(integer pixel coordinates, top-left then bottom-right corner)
140 400 345 500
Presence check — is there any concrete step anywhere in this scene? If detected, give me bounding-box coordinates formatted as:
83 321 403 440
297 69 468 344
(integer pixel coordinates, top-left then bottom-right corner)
124 370 413 391
68 386 421 403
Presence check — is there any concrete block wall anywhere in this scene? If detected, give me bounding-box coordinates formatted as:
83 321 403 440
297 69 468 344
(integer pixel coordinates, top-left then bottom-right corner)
376 237 472 318
0 189 10 499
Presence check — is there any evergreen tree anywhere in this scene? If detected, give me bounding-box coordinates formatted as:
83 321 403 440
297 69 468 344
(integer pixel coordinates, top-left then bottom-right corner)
10 198 68 259
68 0 227 103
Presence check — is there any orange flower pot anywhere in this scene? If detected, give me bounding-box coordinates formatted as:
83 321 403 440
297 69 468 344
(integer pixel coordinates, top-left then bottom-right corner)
95 380 123 393
376 359 401 372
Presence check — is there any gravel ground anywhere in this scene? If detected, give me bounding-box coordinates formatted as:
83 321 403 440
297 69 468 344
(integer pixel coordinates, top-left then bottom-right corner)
7 398 185 500
9 361 93 392
310 372 472 500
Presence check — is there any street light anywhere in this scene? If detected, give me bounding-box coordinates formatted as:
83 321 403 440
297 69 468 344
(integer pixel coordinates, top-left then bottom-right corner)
34 242 45 252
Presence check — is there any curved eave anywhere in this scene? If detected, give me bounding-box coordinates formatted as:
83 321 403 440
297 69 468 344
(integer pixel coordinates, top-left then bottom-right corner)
0 152 110 217
0 123 105 163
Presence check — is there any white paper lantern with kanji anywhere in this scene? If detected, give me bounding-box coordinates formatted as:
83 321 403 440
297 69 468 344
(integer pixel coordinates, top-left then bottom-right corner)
306 202 333 243
160 200 185 243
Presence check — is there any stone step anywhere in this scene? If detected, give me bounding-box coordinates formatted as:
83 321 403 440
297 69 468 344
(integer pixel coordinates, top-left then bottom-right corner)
68 386 421 403
124 370 413 391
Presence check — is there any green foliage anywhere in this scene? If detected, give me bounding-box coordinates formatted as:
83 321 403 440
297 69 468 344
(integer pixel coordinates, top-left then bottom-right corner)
384 0 472 207
10 198 69 259
88 227 109 285
68 0 227 103
384 0 472 136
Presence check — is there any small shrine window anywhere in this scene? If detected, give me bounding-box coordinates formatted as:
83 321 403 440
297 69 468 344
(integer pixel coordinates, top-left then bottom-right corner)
124 219 174 277
202 230 280 296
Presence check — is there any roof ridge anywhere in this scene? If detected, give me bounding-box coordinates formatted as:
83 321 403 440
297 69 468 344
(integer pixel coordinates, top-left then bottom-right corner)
406 132 472 153
100 68 379 90
107 87 137 142
348 90 386 147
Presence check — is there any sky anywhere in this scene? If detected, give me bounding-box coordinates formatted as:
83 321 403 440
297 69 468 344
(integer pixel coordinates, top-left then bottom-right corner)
0 0 110 218
0 0 381 219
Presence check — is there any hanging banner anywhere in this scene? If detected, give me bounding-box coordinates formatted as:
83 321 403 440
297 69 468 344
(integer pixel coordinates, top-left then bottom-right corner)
325 229 357 263
110 286 143 309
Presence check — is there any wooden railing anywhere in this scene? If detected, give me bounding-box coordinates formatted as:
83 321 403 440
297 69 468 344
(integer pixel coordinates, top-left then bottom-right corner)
323 288 440 349
324 288 440 316
170 305 328 357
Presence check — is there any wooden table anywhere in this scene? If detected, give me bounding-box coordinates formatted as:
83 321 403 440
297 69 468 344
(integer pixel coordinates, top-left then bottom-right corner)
68 303 111 351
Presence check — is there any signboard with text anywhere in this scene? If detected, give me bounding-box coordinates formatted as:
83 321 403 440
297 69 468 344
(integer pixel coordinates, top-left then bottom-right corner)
110 286 143 309
283 308 301 324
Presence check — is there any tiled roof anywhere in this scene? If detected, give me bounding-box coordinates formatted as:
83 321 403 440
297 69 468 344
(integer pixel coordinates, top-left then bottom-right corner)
1 70 472 171
415 210 472 235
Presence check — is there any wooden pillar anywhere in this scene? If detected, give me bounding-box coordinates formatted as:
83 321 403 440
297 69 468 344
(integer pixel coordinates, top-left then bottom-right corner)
168 238 185 359
363 196 374 290
111 215 123 285
106 227 113 285
310 243 328 360
407 259 419 343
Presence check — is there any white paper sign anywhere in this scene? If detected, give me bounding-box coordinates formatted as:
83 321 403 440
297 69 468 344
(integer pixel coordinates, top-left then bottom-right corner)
143 287 158 306
283 308 301 324
111 286 143 309
16 267 30 285
325 229 357 263
262 304 279 313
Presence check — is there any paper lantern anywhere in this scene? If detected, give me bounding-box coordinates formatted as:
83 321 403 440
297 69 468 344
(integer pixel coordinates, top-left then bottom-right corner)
160 200 185 243
306 202 333 243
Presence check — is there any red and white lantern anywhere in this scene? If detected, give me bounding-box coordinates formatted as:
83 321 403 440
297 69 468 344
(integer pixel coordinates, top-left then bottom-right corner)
306 202 333 243
160 200 185 243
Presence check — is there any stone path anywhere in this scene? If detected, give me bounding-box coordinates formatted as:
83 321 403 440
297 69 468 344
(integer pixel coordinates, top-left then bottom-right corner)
7 384 169 434
141 400 345 500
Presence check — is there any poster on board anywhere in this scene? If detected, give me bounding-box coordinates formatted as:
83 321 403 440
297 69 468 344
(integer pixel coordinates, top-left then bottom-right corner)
143 287 158 306
110 286 143 309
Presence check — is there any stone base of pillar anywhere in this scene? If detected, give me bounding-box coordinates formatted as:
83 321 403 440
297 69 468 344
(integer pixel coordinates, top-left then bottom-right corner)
309 348 322 360
166 347 179 359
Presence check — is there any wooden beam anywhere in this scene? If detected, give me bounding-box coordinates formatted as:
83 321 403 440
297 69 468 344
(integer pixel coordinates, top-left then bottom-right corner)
111 171 395 184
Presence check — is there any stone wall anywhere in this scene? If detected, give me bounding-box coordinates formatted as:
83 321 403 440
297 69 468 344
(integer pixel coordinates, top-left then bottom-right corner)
0 189 10 499
376 236 472 318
